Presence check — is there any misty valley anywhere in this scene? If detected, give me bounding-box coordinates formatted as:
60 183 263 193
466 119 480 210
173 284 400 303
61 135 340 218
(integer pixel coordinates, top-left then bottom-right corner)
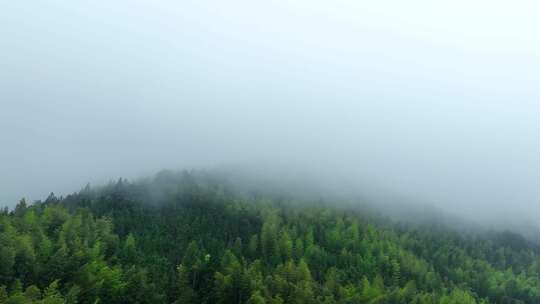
1 171 539 304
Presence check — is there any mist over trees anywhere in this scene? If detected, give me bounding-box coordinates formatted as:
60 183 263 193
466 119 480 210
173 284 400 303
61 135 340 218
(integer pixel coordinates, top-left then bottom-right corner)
3 1 540 229
2 1 540 303
1 171 540 303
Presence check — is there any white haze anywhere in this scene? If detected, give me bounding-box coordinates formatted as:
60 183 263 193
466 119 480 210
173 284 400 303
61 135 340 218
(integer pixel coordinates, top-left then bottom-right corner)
1 1 539 229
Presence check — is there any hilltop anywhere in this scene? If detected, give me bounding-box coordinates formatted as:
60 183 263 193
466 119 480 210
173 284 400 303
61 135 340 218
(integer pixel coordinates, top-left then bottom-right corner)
1 171 540 303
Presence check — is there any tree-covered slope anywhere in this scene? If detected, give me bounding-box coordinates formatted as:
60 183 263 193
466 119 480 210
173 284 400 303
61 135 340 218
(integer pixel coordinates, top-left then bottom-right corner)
1 171 540 303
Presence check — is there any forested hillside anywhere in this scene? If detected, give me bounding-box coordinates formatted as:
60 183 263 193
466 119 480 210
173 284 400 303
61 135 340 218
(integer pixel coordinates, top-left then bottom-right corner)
1 171 540 304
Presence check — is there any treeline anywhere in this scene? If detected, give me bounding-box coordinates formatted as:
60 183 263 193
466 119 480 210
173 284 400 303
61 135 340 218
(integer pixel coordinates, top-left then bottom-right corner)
1 171 540 303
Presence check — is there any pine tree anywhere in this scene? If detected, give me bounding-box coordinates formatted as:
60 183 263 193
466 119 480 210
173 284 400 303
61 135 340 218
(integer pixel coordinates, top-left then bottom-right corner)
279 231 293 262
247 290 266 304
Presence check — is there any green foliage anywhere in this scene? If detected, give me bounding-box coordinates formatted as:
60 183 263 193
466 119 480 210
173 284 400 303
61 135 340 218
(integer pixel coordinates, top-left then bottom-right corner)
1 171 540 303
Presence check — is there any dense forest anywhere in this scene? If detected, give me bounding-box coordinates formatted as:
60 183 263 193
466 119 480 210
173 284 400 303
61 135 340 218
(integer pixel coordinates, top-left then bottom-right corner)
1 171 540 304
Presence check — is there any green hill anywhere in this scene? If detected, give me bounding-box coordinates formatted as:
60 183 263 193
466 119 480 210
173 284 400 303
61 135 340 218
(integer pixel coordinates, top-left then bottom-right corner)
1 171 539 303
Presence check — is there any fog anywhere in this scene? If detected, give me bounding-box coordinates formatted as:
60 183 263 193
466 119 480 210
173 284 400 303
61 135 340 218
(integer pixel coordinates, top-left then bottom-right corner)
1 1 540 230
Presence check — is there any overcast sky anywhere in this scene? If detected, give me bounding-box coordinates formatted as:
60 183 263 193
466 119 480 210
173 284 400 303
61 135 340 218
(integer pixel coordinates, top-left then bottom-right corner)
1 1 539 226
